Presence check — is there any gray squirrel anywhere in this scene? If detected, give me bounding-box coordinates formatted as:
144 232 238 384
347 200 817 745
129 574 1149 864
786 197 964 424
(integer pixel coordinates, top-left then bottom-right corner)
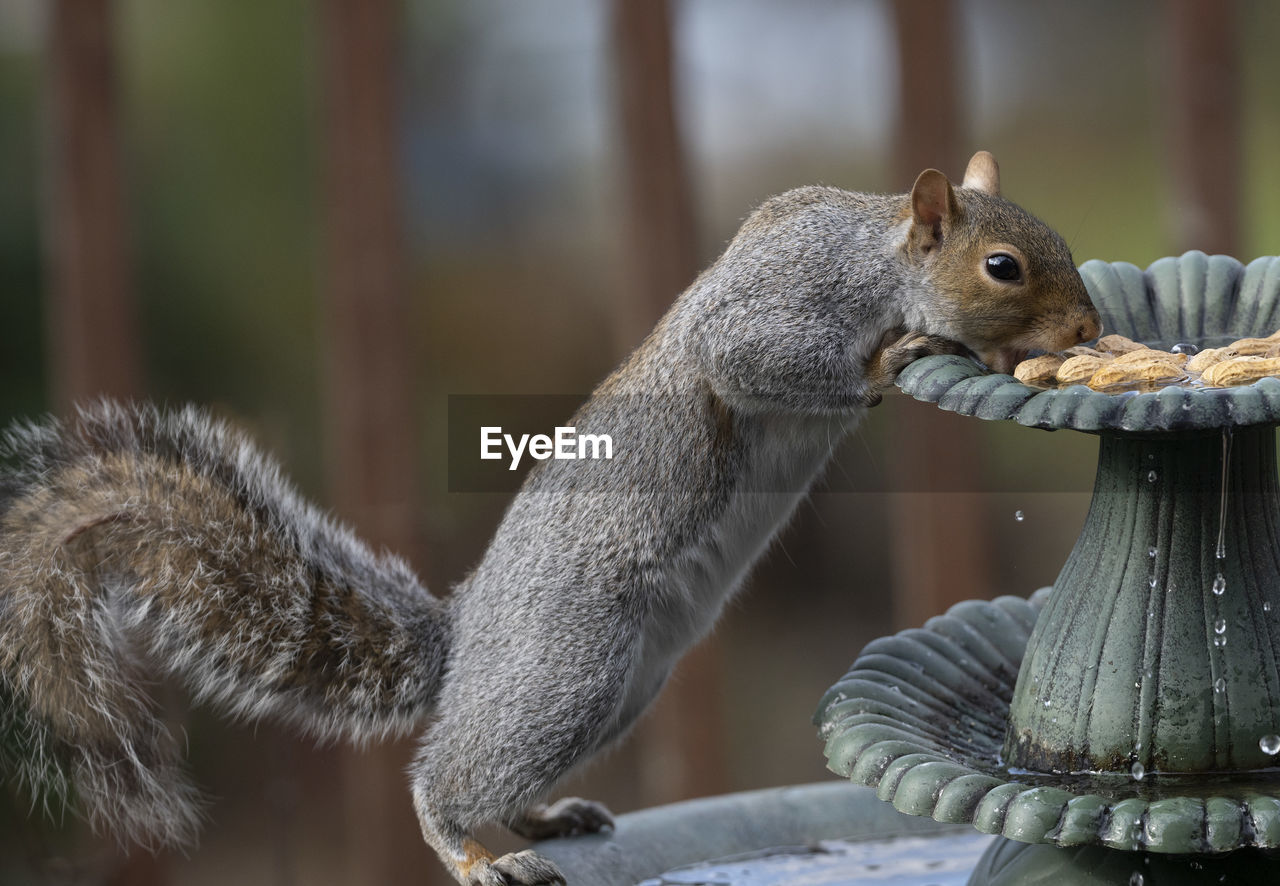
0 151 1099 885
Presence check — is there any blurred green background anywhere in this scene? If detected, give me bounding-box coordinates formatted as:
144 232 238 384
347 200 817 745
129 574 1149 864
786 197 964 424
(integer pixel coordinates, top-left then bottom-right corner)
1 1 1278 884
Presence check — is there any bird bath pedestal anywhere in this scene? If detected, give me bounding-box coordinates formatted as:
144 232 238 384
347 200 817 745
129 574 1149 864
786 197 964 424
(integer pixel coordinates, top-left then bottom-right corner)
818 252 1280 881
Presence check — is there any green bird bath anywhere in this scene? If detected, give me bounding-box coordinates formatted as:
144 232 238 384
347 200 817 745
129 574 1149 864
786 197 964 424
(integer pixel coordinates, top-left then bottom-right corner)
818 252 1280 880
544 252 1280 885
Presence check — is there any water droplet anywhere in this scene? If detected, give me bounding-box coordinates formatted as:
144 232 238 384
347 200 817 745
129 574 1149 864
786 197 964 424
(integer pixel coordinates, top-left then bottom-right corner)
1148 576 1158 588
1216 429 1233 561
1148 547 1158 558
1213 574 1227 596
1214 635 1228 648
1131 761 1145 781
1014 510 1025 522
1215 618 1227 635
1147 470 1158 483
1044 699 1052 708
1144 669 1153 679
1266 601 1274 613
1261 734 1280 755
1215 677 1227 693
1129 872 1145 886
1171 343 1200 356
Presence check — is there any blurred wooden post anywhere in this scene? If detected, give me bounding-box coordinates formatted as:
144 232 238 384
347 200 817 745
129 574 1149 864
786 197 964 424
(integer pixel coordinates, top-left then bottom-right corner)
43 0 140 411
886 0 993 628
612 0 699 342
612 0 729 804
1166 0 1240 256
318 0 438 883
890 0 963 175
44 3 158 883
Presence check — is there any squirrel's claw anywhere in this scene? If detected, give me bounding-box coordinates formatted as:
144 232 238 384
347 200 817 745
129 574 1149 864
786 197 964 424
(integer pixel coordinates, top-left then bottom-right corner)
860 331 965 404
469 850 566 886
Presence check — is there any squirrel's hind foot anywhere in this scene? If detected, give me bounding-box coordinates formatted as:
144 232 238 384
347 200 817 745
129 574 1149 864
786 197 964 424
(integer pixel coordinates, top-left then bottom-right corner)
467 849 566 886
509 796 614 841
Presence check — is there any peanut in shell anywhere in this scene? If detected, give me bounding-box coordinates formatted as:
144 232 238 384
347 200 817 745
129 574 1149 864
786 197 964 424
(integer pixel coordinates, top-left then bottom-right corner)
1186 347 1238 373
1087 357 1187 390
1202 356 1280 387
1011 326 1280 392
1013 354 1068 385
1063 345 1107 359
1111 348 1188 367
1095 334 1146 355
1227 337 1278 356
1056 355 1109 385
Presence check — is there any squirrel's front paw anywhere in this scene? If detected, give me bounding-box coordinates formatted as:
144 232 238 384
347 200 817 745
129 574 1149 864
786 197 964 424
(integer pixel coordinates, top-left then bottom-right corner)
469 850 565 886
860 331 965 405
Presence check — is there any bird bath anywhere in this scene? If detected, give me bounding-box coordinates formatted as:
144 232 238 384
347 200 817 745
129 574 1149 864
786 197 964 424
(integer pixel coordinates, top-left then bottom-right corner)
817 251 1280 882
542 252 1280 884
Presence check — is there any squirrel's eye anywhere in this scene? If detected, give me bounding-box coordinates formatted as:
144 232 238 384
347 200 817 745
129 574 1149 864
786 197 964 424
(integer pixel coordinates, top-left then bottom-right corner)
985 253 1022 282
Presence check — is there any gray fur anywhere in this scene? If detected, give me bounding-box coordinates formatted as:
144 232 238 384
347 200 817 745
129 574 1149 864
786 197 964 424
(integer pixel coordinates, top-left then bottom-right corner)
0 162 1098 884
0 403 449 847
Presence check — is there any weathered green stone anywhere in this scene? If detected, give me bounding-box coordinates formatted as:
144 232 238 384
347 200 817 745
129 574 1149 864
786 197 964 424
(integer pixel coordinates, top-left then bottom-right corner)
1244 794 1280 847
1204 796 1243 852
1001 787 1074 842
933 772 1005 821
1054 795 1108 845
1004 428 1280 775
1099 797 1150 851
890 760 978 816
974 782 1026 834
1143 797 1204 850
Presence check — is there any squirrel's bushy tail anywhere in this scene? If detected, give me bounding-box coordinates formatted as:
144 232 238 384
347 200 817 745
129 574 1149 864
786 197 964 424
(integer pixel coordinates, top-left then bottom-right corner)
0 401 449 848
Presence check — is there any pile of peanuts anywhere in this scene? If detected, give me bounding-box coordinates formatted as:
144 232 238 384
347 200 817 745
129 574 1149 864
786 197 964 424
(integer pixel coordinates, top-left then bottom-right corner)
1013 333 1280 391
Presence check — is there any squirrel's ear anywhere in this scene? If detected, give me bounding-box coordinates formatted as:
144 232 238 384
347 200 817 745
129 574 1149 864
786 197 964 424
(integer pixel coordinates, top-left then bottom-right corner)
910 168 958 249
962 150 1001 195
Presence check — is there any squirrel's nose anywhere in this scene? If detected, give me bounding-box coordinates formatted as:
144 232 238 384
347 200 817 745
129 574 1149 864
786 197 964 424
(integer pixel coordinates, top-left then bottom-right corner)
1076 311 1102 345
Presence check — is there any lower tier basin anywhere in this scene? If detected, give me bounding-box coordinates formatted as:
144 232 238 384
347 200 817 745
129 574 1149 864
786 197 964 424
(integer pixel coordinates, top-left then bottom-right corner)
534 782 1279 884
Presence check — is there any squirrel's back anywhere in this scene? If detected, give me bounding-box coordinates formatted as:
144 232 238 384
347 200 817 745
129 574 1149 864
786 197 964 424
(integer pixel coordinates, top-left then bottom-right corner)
0 401 448 847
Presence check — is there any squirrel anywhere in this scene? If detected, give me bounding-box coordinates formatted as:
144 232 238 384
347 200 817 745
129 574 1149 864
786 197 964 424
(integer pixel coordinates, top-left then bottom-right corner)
0 151 1099 885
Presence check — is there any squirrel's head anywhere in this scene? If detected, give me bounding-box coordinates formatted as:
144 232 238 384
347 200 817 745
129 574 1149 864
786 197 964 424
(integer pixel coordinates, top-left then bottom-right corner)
902 151 1102 375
